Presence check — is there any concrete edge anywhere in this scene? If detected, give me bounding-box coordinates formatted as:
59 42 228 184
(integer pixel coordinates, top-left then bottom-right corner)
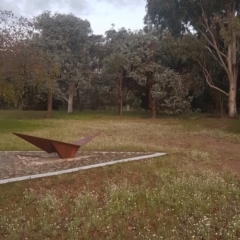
0 153 166 184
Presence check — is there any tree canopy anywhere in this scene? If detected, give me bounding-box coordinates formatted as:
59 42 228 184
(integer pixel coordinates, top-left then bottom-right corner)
1 4 240 117
145 0 240 117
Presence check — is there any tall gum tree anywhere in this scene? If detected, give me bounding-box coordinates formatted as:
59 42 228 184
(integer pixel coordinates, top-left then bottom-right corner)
126 32 163 118
102 52 127 116
102 28 131 115
34 12 92 113
146 0 240 117
0 10 54 111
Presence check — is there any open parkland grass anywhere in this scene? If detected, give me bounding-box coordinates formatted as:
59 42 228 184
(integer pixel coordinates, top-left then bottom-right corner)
0 110 240 239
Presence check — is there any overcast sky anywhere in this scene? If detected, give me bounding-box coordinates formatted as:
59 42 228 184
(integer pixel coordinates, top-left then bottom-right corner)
0 0 146 35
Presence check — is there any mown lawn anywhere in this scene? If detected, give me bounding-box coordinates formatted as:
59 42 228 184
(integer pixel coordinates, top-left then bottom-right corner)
0 110 240 239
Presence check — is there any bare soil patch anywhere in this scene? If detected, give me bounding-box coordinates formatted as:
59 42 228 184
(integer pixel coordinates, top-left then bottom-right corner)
162 136 240 175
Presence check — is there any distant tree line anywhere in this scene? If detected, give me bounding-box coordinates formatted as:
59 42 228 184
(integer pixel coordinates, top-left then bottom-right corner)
1 0 240 118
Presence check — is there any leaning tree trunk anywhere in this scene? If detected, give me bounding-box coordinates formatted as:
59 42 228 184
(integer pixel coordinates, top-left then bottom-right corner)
227 39 238 117
46 91 52 118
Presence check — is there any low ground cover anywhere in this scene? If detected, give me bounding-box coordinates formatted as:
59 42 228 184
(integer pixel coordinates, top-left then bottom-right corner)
0 110 240 239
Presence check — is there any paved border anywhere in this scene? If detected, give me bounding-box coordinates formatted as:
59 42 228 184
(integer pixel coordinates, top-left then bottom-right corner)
0 152 166 184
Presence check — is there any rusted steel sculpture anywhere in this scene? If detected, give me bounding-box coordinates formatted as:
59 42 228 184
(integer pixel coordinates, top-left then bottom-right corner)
13 132 102 159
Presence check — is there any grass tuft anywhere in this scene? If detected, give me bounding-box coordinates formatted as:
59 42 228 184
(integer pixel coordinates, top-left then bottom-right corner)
0 110 240 239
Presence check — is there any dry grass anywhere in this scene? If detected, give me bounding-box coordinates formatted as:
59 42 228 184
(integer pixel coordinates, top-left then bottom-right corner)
0 118 180 151
1 111 240 239
2 117 237 151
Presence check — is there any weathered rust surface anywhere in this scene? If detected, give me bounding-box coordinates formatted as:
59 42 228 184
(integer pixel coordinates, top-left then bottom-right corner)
13 132 102 159
74 131 102 146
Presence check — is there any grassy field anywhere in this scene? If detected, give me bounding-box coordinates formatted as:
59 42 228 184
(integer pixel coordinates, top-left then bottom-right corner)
0 110 240 239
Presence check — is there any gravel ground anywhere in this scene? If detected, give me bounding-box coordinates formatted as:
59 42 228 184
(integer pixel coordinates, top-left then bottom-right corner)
0 151 153 180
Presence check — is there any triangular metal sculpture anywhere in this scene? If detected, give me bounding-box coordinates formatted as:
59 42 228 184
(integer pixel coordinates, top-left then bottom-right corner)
13 131 102 159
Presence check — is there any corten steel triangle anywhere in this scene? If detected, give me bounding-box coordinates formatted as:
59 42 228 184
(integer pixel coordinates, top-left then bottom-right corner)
13 131 102 159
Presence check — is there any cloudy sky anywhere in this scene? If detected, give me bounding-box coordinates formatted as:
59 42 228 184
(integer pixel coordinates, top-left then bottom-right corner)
0 0 146 35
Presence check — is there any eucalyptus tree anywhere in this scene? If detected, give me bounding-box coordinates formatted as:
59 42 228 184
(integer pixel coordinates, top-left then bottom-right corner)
0 10 21 105
0 10 37 107
145 0 240 117
126 31 192 116
82 34 106 110
34 12 92 113
99 27 131 115
152 68 192 114
102 52 128 115
163 33 228 112
126 31 163 117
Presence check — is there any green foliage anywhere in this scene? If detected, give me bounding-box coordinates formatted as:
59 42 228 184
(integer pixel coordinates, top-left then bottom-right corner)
0 10 37 107
145 0 240 116
127 32 163 84
145 0 187 36
152 69 192 114
4 3 240 116
101 28 133 115
103 53 127 80
33 12 92 112
0 82 17 106
145 0 240 36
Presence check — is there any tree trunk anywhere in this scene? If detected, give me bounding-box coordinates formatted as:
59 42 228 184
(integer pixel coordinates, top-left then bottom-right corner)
219 96 224 118
76 90 83 111
117 74 123 116
68 93 74 113
67 84 75 113
149 95 156 118
147 74 156 118
117 100 122 116
227 39 238 117
228 74 237 117
46 91 52 118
